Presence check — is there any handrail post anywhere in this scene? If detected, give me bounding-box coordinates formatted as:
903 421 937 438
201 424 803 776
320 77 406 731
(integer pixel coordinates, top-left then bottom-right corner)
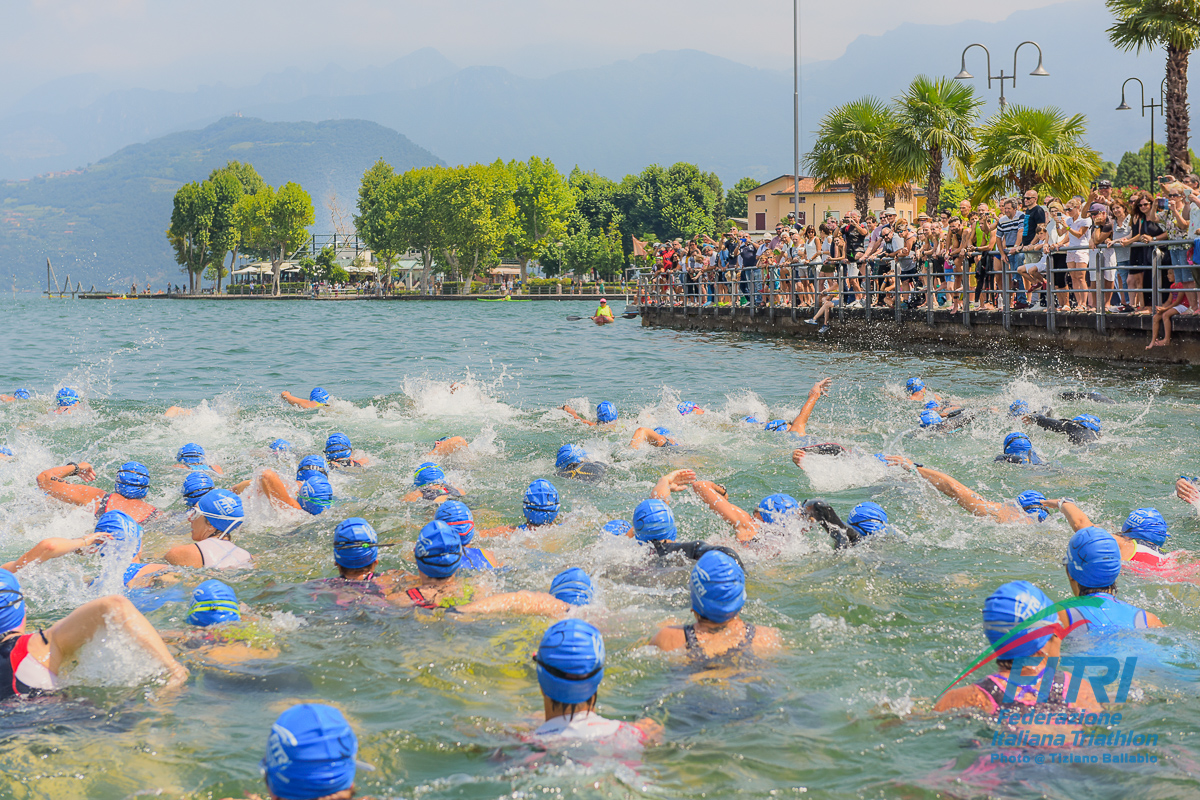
893 259 901 323
863 259 872 322
1001 249 1011 331
1046 256 1057 334
1095 249 1106 334
838 263 846 323
1151 245 1161 312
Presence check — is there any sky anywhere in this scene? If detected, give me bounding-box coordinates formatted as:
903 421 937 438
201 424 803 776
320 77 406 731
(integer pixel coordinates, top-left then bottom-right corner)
2 0 1075 105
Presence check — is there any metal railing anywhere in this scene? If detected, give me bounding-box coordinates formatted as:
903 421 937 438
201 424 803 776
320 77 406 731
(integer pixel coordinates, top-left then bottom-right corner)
634 239 1198 334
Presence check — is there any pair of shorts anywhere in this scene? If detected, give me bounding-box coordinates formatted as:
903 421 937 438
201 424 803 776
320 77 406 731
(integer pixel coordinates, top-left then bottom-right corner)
1066 250 1090 264
1171 266 1195 283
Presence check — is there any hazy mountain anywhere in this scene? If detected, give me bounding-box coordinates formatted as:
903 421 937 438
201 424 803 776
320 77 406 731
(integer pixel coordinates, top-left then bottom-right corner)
0 117 441 289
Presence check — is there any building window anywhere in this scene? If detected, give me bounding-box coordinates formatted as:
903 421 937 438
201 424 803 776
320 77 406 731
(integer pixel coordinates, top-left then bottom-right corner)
799 197 806 204
797 212 807 226
874 189 884 198
755 194 766 202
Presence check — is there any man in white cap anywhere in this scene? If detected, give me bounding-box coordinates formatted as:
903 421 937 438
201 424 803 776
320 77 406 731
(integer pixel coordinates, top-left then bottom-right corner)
591 298 614 325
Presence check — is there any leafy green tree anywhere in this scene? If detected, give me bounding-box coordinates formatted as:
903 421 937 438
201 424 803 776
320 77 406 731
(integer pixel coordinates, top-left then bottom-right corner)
969 106 1102 202
435 161 516 294
562 223 624 282
804 97 900 216
210 160 265 196
891 75 981 214
354 159 399 285
167 180 217 294
1097 160 1117 184
626 162 719 242
725 177 759 219
239 182 315 296
702 171 725 232
207 161 265 292
1114 150 1148 189
936 179 969 215
508 156 574 290
1107 0 1200 177
387 165 446 294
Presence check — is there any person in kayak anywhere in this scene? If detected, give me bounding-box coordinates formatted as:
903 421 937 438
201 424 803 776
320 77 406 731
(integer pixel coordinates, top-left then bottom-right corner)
402 462 465 503
591 298 615 325
1058 526 1164 631
174 443 224 475
884 456 1048 524
280 387 330 410
164 488 253 569
36 460 158 523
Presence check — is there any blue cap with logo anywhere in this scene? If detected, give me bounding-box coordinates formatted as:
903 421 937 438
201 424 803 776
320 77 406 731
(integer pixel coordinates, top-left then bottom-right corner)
1016 490 1048 522
187 580 241 627
434 500 475 545
94 509 143 558
677 401 700 415
296 455 328 482
535 619 606 704
690 550 746 623
297 475 334 516
983 580 1055 659
602 519 632 537
413 462 445 487
270 438 293 453
556 445 587 470
414 520 462 579
919 409 943 428
115 461 150 499
1121 508 1169 547
757 493 800 524
262 704 360 800
310 388 330 405
333 517 379 569
13 389 30 400
181 472 215 507
56 387 79 407
195 488 245 534
847 502 888 538
549 567 593 606
596 402 617 423
765 419 788 432
633 498 677 542
176 443 206 465
1009 400 1029 417
905 377 924 394
0 569 26 632
1064 526 1123 588
522 479 560 526
1072 414 1101 433
324 433 352 461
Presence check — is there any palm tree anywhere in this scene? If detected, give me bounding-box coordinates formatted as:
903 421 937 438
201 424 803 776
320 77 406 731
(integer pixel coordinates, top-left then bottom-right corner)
1107 0 1200 177
970 106 1102 202
891 76 982 214
804 97 899 216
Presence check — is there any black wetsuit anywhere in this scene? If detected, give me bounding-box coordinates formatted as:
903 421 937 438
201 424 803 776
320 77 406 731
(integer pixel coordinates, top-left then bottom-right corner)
1032 413 1098 444
649 539 744 569
925 409 976 434
556 460 607 484
795 442 850 456
418 483 463 500
1059 391 1116 404
805 500 860 549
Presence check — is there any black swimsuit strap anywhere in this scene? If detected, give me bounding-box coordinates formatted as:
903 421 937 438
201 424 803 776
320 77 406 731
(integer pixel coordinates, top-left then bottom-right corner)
682 625 699 651
742 623 756 649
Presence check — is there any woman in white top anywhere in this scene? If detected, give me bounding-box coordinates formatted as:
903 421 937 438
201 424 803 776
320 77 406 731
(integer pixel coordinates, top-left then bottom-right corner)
801 226 819 307
1106 200 1134 309
164 489 253 569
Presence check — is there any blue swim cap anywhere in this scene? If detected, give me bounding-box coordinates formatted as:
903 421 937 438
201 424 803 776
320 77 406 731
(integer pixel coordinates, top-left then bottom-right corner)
414 520 462 579
187 580 241 627
1121 508 1169 547
765 419 788 432
602 519 632 537
550 567 593 606
270 438 293 453
56 387 79 407
1016 490 1048 522
195 489 245 534
333 517 379 569
757 493 800 524
1072 414 1101 433
919 409 943 428
434 500 475 545
262 704 359 800
906 378 924 394
1010 400 1029 417
596 402 617 423
297 475 334 516
535 619 605 704
924 400 940 410
310 388 330 405
181 472 215 507
0 447 12 458
324 433 353 461
873 453 888 464
413 462 445 487
678 402 699 415
94 509 143 557
296 455 328 482
1065 526 1122 588
0 569 25 633
13 389 30 400
176 442 206 465
556 444 587 470
742 416 762 424
652 426 672 438
983 580 1055 659
522 479 560 526
848 502 888 537
633 498 677 542
690 550 746 623
1003 432 1032 456
115 461 150 499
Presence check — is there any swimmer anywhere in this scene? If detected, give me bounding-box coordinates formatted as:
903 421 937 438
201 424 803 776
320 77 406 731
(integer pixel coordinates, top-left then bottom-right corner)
560 401 618 427
933 581 1103 719
234 460 333 516
1058 527 1163 631
651 550 781 658
36 460 158 523
477 479 561 537
0 388 31 402
175 442 224 475
1059 390 1116 404
383 520 487 609
1008 399 1030 417
427 435 469 457
163 406 192 418
324 432 369 468
435 500 500 569
164 488 252 569
182 472 216 507
1023 411 1100 444
530 619 661 745
0 568 187 701
904 377 942 404
169 580 280 665
453 567 593 617
248 703 367 800
602 519 632 536
54 387 80 412
689 479 806 543
994 432 1045 465
280 387 330 410
0 447 13 461
677 401 705 416
1 509 171 589
329 517 385 584
556 445 608 482
913 407 976 434
761 378 832 442
402 462 464 503
591 297 615 325
629 426 677 449
269 438 292 454
826 502 890 549
627 493 744 565
885 456 1047 524
1050 499 1177 569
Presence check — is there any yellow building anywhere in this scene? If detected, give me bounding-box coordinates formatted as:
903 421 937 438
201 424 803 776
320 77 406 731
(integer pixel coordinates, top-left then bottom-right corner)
745 175 925 232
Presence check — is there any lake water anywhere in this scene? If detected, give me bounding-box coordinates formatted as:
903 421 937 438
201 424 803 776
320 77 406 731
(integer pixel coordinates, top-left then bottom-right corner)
1 296 1199 800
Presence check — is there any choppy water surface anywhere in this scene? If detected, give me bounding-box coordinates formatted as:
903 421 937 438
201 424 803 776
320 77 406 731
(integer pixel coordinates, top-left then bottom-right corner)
1 297 1199 800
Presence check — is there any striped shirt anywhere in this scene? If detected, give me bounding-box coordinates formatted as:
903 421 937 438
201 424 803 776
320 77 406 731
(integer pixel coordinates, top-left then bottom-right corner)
996 213 1025 247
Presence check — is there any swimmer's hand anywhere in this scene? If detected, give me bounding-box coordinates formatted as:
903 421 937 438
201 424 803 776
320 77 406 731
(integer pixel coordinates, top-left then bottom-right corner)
74 462 97 482
809 377 832 398
884 455 914 470
77 531 113 551
791 449 806 468
662 469 696 492
1176 477 1199 504
634 717 664 744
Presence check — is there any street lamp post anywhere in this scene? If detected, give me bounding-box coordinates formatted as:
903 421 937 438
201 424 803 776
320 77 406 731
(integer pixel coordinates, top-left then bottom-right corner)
1116 77 1165 186
954 41 1049 112
792 0 800 228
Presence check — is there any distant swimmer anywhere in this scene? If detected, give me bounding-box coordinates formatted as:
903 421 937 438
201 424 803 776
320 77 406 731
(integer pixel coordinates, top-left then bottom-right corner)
561 401 618 427
0 388 31 402
1 509 171 589
591 297 615 325
477 479 562 537
933 581 1104 718
435 500 499 570
324 432 369 468
54 387 80 413
885 456 1046 524
402 462 464 503
602 519 632 536
0 568 188 701
427 435 469 457
1178 475 1199 505
234 464 334 517
629 426 677 449
454 567 593 617
651 550 781 658
915 407 976 434
174 442 224 475
280 387 330 410
677 401 705 416
269 438 292 454
164 488 252 569
384 520 486 609
529 619 661 746
555 445 607 483
254 704 367 800
1023 412 1100 444
904 377 942 404
1059 527 1163 632
994 432 1045 465
626 492 744 565
37 460 158 523
1050 499 1180 570
1059 390 1116 404
761 378 833 444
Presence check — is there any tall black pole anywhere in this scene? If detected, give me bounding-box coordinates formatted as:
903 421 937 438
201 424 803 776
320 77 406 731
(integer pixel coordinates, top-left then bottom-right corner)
1150 108 1155 187
793 0 800 226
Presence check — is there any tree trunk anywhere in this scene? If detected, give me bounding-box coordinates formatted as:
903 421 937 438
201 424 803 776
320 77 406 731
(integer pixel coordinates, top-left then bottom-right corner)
271 245 283 296
461 248 481 295
853 175 870 217
220 246 238 294
521 256 534 294
925 148 943 215
420 249 434 295
1165 43 1191 178
883 190 896 209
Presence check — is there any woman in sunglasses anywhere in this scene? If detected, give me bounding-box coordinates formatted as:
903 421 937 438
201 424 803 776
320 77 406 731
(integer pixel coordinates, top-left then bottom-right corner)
164 489 253 569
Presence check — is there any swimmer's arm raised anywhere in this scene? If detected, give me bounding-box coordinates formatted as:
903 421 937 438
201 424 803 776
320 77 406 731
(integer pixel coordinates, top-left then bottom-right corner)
560 405 595 426
887 457 1018 522
254 469 302 510
1176 477 1199 505
1046 498 1092 531
629 427 669 449
279 391 322 410
651 470 696 501
788 378 831 434
36 463 103 506
2 532 110 572
692 481 757 542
